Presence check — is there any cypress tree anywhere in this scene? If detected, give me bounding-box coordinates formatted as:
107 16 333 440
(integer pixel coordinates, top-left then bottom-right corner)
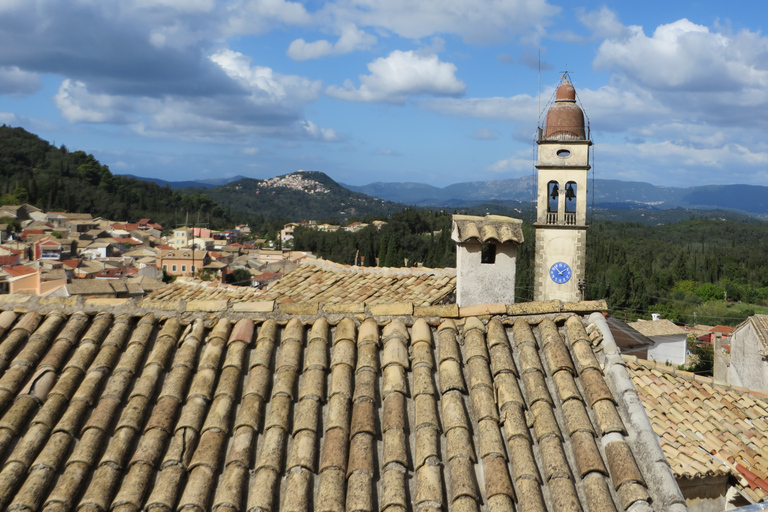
377 235 388 267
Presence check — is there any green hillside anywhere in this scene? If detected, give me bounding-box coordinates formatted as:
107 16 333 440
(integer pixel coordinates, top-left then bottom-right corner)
200 171 404 221
0 125 233 228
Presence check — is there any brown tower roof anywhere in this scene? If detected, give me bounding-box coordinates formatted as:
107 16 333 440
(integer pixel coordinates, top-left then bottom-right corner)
543 80 587 141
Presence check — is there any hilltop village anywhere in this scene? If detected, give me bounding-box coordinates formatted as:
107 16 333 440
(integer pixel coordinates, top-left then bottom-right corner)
2 80 768 512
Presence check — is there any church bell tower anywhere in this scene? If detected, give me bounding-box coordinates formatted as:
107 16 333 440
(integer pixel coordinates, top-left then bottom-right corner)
534 79 591 302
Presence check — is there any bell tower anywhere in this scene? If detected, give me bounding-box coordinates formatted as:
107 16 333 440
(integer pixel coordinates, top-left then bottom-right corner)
534 79 591 302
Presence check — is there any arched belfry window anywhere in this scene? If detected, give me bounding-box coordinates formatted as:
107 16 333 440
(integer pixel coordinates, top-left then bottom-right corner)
564 181 577 224
547 181 559 224
547 181 559 213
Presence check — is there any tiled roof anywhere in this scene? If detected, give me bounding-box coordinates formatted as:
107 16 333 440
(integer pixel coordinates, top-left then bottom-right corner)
628 319 687 337
626 357 768 502
0 298 685 511
0 256 20 267
2 265 36 278
144 260 458 306
452 214 524 244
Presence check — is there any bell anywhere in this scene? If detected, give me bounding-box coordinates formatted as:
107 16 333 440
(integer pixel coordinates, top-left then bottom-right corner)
565 183 576 200
550 184 559 200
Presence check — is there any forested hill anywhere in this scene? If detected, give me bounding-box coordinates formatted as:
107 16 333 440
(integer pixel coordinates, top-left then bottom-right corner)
0 126 406 226
199 171 404 221
0 125 233 228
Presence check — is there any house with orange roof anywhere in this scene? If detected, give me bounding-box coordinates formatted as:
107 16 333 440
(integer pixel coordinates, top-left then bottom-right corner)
0 264 66 295
156 249 219 277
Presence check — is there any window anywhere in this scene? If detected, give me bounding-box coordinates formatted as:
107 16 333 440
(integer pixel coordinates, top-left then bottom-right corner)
557 149 571 158
172 265 177 272
547 181 559 213
181 265 186 272
191 265 196 272
481 243 496 264
565 181 577 214
163 265 167 271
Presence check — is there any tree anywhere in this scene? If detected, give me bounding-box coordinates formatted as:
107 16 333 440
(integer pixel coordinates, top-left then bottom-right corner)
230 268 253 287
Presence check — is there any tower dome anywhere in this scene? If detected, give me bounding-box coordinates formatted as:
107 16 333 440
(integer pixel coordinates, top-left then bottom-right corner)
542 80 586 141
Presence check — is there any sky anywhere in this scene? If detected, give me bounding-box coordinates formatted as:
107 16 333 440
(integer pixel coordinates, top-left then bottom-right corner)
1 0 767 189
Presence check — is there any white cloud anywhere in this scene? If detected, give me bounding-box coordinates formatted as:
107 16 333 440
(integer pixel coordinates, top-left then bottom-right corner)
0 66 41 96
55 80 135 124
52 49 337 143
576 6 631 40
320 0 559 44
326 50 466 104
300 120 340 142
225 0 312 35
287 23 376 60
210 48 322 106
594 19 768 92
487 153 530 173
241 146 260 155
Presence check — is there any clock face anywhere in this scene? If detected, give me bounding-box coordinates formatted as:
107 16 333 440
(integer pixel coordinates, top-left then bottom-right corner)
549 262 572 284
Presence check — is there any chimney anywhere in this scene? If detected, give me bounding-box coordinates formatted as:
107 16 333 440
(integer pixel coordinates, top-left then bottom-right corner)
451 214 523 307
651 313 661 321
713 332 730 383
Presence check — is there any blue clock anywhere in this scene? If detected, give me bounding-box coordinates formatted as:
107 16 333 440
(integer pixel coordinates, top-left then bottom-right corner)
549 262 572 284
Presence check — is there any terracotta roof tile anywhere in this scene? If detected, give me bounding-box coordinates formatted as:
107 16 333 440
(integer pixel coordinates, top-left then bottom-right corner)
627 356 768 500
0 300 686 511
143 259 456 306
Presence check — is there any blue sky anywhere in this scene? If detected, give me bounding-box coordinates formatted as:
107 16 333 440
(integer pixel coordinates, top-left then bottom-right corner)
1 0 767 188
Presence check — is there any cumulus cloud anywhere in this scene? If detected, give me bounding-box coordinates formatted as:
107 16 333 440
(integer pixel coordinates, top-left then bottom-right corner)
55 80 136 124
326 50 466 104
287 24 377 60
51 48 336 143
210 49 321 106
594 18 768 93
0 66 41 96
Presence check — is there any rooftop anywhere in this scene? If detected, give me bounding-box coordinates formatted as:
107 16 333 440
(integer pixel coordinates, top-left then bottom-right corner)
628 319 687 337
144 259 458 306
627 357 768 503
0 294 686 511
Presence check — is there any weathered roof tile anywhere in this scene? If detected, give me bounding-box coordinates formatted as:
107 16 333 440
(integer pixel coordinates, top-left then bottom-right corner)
0 302 678 512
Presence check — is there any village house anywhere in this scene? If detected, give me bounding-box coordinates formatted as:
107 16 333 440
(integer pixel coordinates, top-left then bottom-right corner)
628 316 689 366
715 314 768 394
156 249 229 279
171 226 193 249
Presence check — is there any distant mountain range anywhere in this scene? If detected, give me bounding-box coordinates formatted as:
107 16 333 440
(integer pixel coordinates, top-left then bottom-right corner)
342 176 768 217
120 174 247 189
123 171 768 218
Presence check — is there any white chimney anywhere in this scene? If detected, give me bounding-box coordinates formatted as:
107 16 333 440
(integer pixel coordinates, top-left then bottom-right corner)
651 313 661 321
